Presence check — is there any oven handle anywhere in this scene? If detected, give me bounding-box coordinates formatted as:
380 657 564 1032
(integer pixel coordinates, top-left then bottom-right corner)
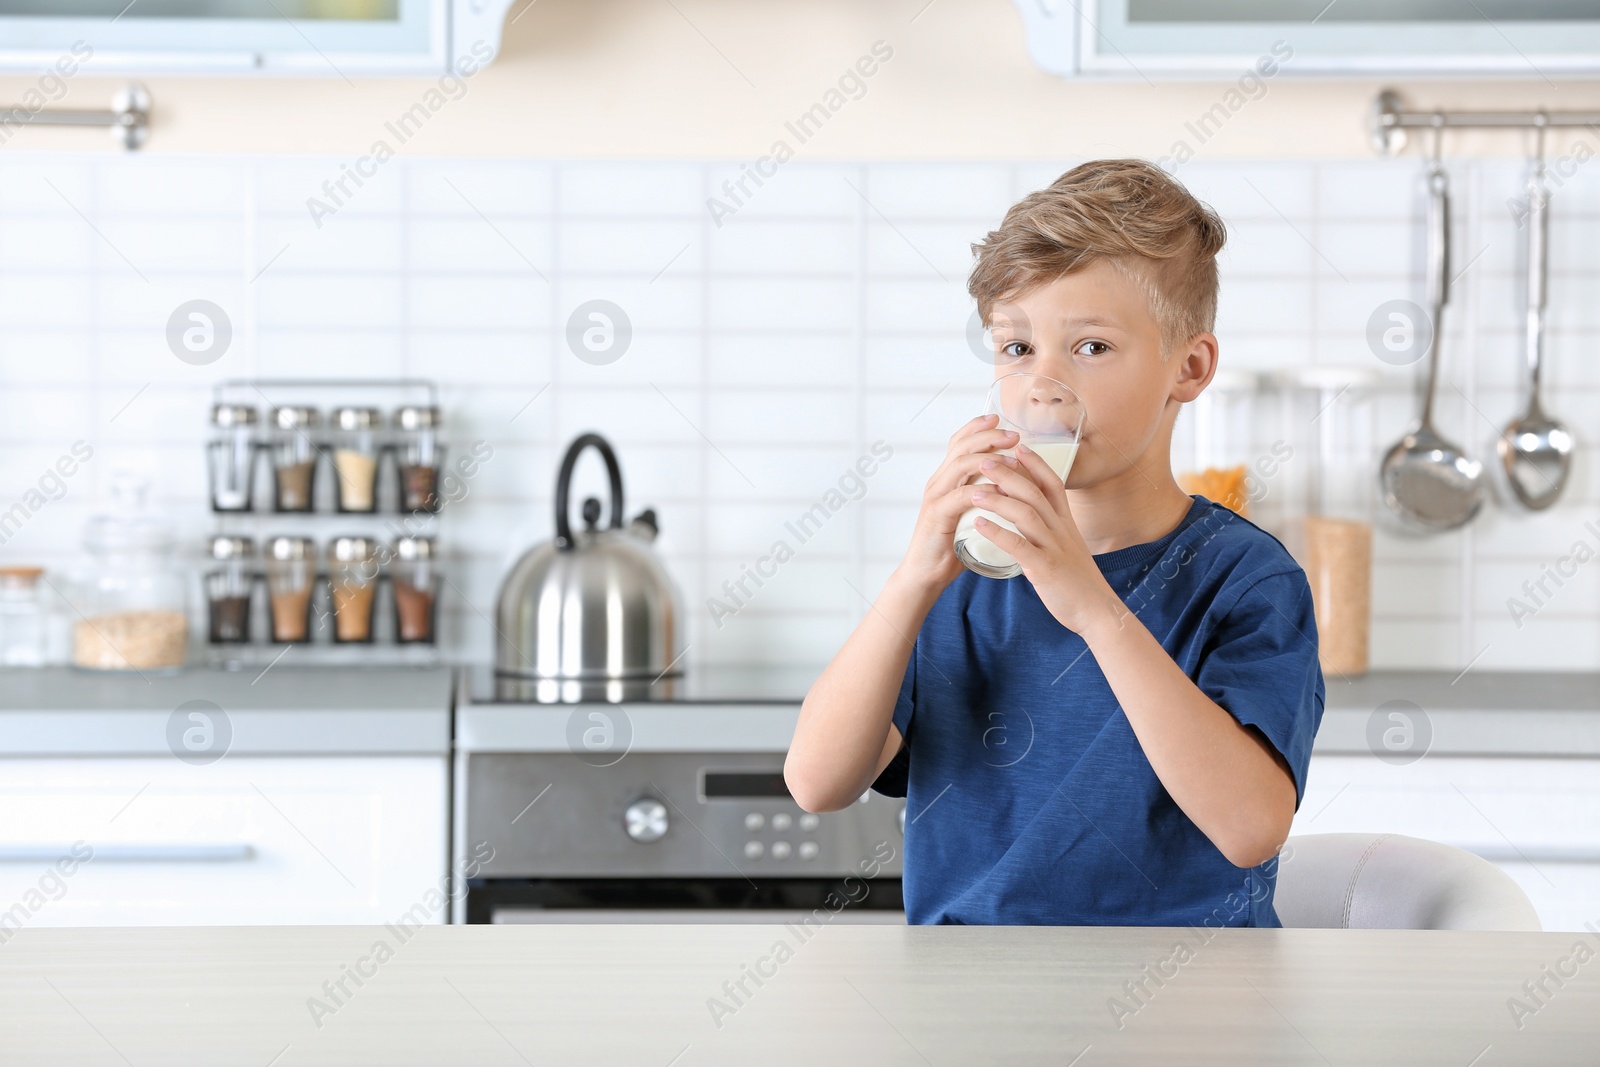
490 908 906 925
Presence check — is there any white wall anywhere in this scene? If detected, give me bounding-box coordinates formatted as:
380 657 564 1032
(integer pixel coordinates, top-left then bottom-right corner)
0 0 1597 160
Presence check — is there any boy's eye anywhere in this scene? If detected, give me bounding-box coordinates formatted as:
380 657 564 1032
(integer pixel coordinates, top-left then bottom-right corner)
998 340 1031 361
1076 340 1110 357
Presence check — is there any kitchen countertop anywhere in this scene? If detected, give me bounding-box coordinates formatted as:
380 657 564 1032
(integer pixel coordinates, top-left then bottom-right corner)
1 924 1594 1065
459 669 1600 757
0 666 453 756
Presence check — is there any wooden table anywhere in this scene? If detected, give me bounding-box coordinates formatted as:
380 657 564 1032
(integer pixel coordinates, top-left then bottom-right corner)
2 924 1597 1065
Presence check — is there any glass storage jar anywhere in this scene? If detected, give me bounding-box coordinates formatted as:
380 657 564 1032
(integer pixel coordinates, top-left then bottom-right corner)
391 536 437 644
266 536 317 644
71 475 188 672
205 535 255 645
394 405 444 514
270 406 321 513
207 403 259 512
331 407 381 513
328 536 381 643
0 566 46 666
1280 366 1379 678
1174 368 1261 517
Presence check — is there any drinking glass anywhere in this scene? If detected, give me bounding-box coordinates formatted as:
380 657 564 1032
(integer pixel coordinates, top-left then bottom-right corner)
953 373 1086 579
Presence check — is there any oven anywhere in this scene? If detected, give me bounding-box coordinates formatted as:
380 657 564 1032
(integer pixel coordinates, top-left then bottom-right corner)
458 749 905 924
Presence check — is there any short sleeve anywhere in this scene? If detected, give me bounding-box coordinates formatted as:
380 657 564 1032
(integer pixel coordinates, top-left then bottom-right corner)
868 650 917 798
1194 569 1325 807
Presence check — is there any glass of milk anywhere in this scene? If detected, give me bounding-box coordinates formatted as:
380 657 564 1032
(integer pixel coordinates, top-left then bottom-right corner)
953 373 1085 579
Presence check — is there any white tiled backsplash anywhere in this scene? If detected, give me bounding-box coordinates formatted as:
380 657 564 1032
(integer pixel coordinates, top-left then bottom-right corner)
0 153 1597 672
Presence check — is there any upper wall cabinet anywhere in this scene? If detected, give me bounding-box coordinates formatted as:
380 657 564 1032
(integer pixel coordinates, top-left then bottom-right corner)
1014 0 1600 77
0 0 517 75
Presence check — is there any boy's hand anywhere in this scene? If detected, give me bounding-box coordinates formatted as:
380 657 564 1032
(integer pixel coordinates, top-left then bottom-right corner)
897 414 1021 592
971 444 1125 636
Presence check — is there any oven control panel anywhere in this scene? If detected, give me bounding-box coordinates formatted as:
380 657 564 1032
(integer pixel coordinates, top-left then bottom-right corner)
466 751 905 879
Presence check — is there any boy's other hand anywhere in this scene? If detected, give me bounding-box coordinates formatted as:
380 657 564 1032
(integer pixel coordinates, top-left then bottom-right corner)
971 443 1124 636
897 414 1020 592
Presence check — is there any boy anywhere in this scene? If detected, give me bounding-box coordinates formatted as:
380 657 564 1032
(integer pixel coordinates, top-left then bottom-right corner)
784 159 1324 927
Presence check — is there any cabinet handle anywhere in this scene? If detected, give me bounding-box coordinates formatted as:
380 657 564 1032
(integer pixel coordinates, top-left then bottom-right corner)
0 844 254 862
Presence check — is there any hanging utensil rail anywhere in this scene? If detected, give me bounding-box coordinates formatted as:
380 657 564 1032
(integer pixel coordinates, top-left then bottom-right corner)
3 83 149 150
1371 89 1600 155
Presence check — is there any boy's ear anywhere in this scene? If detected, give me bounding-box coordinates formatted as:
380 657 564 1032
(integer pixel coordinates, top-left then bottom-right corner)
1171 332 1219 404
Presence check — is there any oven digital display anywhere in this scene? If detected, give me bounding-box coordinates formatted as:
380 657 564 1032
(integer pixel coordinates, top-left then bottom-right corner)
703 771 791 799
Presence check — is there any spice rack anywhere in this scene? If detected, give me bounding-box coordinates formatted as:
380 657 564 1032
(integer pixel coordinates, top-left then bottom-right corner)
202 379 446 669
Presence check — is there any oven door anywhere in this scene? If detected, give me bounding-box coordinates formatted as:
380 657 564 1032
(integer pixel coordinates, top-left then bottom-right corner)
468 877 905 925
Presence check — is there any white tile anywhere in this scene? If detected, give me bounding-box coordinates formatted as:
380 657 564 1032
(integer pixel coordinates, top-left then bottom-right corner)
406 276 546 331
552 385 705 448
0 275 91 328
410 217 552 275
710 219 854 276
259 216 404 274
705 387 853 445
257 157 405 217
1476 617 1600 670
707 332 856 388
863 278 970 335
0 332 92 383
0 219 92 269
411 332 550 388
258 274 402 329
0 161 92 215
1315 161 1419 221
559 219 702 277
866 220 979 282
702 501 855 557
557 163 703 216
706 163 859 221
407 161 553 217
97 159 248 216
704 445 859 501
95 218 244 273
711 277 856 331
862 163 1014 220
256 329 406 379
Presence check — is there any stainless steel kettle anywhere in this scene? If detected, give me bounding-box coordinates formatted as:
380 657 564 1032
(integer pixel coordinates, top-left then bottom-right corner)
494 433 682 685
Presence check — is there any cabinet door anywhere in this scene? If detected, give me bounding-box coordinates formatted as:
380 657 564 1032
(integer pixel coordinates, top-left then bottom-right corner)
0 757 446 927
1294 756 1600 932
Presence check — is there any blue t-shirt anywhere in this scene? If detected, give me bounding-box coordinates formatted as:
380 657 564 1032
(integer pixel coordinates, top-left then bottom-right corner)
872 495 1325 927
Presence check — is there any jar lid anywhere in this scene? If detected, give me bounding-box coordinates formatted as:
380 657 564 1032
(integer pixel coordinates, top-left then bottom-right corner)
84 475 173 553
333 407 382 431
272 406 321 431
0 566 43 587
212 404 259 428
266 536 316 561
394 406 441 431
209 535 255 561
329 535 381 562
395 536 436 560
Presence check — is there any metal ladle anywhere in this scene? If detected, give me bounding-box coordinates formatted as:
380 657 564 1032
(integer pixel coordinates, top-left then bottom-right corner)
1379 123 1486 532
1498 121 1574 510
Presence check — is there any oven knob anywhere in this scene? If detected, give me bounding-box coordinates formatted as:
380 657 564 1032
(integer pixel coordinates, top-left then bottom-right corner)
744 812 764 832
744 840 764 859
770 812 792 832
798 813 819 832
798 841 819 860
624 798 669 843
770 840 791 860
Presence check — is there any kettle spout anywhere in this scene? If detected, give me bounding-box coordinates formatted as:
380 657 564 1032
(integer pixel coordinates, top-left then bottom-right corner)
629 508 660 543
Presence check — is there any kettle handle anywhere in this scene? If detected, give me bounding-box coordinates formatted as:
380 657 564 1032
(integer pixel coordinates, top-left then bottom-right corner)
555 433 625 549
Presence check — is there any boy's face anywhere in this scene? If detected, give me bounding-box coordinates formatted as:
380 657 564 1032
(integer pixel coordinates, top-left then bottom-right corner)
985 259 1211 491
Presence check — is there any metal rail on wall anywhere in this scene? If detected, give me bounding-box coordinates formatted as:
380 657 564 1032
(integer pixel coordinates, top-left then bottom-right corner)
1370 88 1600 155
2 83 150 150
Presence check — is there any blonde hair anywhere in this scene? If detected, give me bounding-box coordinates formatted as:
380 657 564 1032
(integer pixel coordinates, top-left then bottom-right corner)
968 159 1226 357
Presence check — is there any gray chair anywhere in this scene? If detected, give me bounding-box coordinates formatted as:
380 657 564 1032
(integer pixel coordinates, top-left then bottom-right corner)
1275 832 1541 931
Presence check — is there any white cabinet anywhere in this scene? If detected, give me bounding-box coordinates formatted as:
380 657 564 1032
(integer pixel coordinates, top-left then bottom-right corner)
1295 755 1600 932
0 757 447 927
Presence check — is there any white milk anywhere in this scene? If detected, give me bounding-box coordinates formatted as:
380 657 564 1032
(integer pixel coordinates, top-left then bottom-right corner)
953 440 1079 577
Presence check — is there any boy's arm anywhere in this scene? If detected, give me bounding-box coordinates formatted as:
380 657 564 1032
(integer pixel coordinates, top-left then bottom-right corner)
971 447 1296 869
785 415 1022 813
783 569 937 813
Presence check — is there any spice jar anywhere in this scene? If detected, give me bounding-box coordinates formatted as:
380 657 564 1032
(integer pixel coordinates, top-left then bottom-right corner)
270 406 321 513
71 475 188 672
1175 369 1260 516
328 536 381 643
207 404 259 512
1282 366 1379 678
394 406 444 513
266 536 317 644
331 407 381 513
0 566 46 666
205 535 255 645
391 536 437 644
